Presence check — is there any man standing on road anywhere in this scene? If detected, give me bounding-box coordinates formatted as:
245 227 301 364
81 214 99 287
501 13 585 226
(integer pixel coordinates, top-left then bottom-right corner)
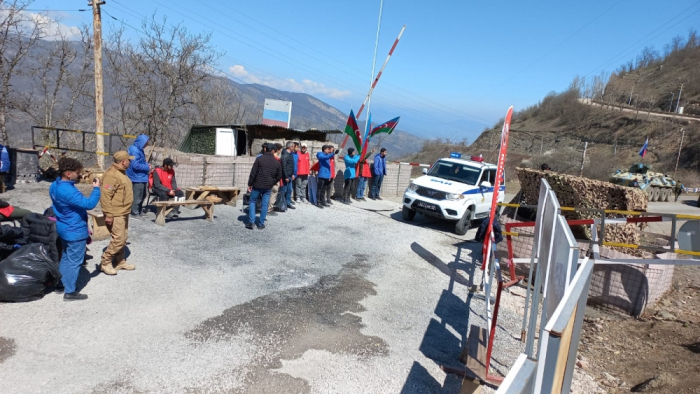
49 157 101 301
280 141 296 210
315 145 337 207
295 143 310 203
247 143 282 229
100 151 136 275
674 182 684 202
370 148 387 200
342 148 360 204
126 134 151 218
291 142 299 203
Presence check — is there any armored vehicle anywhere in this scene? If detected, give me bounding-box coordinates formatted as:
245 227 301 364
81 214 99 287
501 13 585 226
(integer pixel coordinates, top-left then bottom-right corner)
609 163 676 202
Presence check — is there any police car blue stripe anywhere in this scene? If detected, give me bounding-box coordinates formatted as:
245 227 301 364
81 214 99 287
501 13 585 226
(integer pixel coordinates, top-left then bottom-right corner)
462 185 505 195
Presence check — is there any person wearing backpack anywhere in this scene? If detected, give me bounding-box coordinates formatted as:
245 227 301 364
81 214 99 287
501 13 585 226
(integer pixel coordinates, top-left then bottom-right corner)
49 157 101 301
151 157 184 218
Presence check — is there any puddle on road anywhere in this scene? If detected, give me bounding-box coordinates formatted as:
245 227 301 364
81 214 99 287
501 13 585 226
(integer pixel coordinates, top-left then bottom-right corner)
0 337 16 364
186 255 388 392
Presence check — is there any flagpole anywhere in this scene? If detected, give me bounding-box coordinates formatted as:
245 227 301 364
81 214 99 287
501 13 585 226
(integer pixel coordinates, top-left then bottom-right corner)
364 0 384 140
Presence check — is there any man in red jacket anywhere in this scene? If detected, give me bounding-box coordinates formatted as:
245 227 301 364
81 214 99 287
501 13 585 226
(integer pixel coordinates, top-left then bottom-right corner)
295 143 311 203
152 158 184 218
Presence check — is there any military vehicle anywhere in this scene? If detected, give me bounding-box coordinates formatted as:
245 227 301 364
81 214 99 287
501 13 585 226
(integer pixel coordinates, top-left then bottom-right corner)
609 163 676 202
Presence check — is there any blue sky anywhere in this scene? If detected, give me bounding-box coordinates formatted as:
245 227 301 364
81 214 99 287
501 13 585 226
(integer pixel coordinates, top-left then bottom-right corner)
31 0 700 142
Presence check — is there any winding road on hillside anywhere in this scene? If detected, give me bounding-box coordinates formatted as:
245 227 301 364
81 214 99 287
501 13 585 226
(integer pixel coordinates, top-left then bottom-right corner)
578 98 699 122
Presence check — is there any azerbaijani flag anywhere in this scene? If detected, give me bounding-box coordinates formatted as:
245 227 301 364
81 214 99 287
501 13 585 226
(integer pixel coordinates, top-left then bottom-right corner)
360 112 372 159
638 137 649 158
343 110 363 152
369 116 400 137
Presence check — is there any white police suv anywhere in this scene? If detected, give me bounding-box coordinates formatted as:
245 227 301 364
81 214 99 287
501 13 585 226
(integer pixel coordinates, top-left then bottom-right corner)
402 155 504 235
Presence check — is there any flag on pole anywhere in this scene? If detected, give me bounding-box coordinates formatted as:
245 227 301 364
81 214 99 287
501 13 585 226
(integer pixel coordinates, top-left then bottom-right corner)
360 113 372 159
343 110 363 152
369 116 400 137
638 138 649 158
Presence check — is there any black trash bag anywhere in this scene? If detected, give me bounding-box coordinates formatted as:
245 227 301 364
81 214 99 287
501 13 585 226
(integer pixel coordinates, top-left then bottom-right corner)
243 193 263 212
0 243 60 302
475 217 503 244
0 225 24 261
274 193 287 212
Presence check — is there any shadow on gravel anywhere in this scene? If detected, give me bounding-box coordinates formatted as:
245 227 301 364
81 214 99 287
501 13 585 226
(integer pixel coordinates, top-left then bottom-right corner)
0 337 16 364
185 255 387 393
402 242 486 392
388 211 484 240
681 199 699 207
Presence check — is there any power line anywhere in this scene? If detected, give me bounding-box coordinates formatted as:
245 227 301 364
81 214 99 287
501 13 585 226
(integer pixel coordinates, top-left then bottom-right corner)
106 4 479 134
12 8 89 12
584 1 700 78
466 0 625 106
190 0 491 125
202 0 489 124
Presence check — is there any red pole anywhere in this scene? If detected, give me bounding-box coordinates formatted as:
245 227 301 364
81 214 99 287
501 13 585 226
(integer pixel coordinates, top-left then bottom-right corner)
485 278 504 383
340 25 406 149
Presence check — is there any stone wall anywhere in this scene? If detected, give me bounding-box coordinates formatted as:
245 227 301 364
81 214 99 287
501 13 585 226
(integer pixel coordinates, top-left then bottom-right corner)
150 148 411 197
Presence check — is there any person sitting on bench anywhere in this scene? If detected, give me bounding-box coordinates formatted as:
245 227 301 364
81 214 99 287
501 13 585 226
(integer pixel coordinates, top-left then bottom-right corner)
152 158 184 218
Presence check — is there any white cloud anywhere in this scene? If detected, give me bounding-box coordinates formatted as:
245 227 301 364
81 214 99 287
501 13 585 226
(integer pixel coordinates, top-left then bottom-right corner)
0 9 82 41
228 64 351 100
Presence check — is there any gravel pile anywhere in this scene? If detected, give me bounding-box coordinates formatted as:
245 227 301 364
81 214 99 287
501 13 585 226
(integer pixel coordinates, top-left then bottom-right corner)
1 182 539 393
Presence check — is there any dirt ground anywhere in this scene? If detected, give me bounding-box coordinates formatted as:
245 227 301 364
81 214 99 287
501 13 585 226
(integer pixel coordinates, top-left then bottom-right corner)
578 264 700 393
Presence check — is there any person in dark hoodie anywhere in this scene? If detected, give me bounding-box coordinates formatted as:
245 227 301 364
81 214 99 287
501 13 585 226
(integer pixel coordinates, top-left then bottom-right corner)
49 157 101 301
280 141 297 210
247 143 282 229
125 134 151 218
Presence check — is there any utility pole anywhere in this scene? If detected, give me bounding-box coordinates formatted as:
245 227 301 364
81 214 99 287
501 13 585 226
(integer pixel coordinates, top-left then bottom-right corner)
675 84 683 114
674 128 684 178
579 141 588 176
669 92 674 112
91 0 106 170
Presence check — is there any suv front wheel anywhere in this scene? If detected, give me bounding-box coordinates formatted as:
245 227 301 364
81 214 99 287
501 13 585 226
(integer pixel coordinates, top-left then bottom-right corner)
402 206 416 221
454 208 471 235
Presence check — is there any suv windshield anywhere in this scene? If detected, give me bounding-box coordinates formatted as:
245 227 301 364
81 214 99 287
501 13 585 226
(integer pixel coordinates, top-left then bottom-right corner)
427 160 481 185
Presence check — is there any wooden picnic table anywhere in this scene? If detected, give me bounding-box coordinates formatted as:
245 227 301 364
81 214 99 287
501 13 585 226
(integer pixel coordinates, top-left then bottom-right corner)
87 209 110 241
152 200 214 227
185 186 241 207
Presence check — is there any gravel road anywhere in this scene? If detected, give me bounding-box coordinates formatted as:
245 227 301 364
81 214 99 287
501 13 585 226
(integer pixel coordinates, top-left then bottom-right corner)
0 182 575 393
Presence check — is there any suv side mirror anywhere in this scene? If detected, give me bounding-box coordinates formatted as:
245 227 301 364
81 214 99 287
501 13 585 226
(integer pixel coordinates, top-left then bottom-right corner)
480 181 492 188
422 168 428 175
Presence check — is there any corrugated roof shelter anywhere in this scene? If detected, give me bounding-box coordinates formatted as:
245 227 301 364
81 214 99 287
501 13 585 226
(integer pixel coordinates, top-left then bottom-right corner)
179 124 341 156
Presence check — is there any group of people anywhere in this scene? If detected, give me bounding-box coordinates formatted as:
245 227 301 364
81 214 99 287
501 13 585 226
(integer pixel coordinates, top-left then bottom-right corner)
46 133 172 301
246 141 389 229
2 134 389 300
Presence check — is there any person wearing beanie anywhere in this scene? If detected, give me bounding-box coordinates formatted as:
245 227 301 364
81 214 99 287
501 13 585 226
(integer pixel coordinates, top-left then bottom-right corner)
49 157 101 301
342 148 360 204
370 147 388 200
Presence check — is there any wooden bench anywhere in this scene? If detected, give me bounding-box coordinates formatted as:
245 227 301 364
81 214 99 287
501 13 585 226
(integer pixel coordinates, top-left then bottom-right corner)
151 200 214 227
185 186 241 207
87 209 111 241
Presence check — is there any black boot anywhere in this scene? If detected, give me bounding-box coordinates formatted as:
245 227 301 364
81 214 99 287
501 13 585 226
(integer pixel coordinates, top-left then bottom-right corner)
64 292 88 301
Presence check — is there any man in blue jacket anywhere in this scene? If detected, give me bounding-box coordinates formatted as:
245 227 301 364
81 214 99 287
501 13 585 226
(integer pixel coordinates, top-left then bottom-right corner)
125 134 151 218
315 145 337 207
49 157 101 301
342 148 360 204
0 143 10 193
370 148 388 200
